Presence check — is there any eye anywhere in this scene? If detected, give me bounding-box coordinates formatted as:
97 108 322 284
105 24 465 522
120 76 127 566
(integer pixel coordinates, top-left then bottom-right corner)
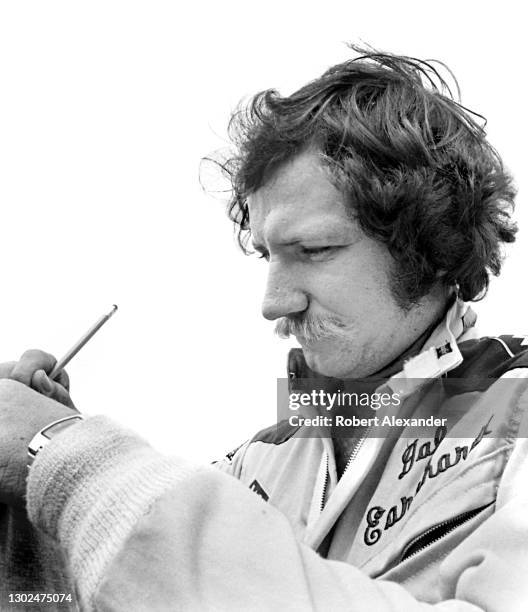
300 246 335 259
256 251 270 262
302 246 331 255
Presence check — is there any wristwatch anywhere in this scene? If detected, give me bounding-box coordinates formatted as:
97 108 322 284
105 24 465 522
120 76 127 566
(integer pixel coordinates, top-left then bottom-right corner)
27 414 84 468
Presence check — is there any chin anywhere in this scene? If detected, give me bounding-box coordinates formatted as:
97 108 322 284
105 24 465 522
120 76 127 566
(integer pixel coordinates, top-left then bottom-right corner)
302 344 359 379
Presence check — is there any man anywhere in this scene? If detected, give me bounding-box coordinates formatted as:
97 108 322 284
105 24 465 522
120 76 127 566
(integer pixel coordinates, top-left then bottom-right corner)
1 48 528 611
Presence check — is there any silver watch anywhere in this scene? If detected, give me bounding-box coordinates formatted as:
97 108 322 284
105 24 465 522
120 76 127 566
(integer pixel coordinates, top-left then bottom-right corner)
27 414 84 468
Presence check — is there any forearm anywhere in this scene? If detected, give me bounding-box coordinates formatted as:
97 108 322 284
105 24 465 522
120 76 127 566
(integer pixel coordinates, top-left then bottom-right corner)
26 415 202 608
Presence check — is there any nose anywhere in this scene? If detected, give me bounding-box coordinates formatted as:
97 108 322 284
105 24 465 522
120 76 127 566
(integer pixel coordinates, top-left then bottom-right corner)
261 262 308 321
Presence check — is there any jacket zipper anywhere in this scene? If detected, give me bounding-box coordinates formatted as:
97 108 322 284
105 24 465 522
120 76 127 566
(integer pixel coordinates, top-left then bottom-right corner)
399 500 495 562
320 432 369 512
319 454 329 512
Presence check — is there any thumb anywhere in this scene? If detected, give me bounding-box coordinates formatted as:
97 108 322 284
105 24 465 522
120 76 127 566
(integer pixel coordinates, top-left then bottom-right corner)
31 369 76 410
31 369 54 395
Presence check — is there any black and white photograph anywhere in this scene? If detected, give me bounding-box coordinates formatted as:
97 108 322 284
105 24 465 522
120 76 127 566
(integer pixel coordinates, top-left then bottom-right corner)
1 1 527 610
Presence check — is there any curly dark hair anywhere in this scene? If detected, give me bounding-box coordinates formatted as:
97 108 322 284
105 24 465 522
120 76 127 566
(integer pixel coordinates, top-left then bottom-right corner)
218 45 517 305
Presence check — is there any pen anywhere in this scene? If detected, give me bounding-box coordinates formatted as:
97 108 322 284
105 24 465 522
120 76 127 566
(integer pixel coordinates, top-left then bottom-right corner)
49 305 118 380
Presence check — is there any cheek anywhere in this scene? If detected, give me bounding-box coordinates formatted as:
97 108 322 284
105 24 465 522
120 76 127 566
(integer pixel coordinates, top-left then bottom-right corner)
309 261 394 321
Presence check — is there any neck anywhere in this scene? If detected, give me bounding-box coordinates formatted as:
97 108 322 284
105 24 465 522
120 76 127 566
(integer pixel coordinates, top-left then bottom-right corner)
347 289 454 379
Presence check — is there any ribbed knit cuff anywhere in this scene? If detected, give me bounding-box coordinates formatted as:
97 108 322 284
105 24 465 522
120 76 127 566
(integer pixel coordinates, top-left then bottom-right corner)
26 415 202 608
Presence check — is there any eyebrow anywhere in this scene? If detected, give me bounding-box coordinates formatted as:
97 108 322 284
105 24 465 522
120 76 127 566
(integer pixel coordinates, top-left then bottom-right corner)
252 224 357 252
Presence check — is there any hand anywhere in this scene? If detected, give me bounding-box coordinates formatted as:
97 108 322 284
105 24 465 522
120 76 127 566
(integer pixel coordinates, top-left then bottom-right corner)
0 349 75 409
0 379 78 508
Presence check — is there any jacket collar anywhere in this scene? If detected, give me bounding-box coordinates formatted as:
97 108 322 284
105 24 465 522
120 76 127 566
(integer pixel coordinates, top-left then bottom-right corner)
387 298 477 397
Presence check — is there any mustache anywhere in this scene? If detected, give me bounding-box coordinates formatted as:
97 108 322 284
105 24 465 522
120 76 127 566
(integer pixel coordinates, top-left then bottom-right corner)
274 312 347 342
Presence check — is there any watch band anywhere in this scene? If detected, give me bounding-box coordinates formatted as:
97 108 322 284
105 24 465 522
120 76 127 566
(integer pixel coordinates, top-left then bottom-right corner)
27 414 84 468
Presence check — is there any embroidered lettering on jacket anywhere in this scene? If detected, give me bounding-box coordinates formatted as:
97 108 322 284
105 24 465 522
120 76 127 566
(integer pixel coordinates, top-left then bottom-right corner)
398 425 447 479
363 417 493 546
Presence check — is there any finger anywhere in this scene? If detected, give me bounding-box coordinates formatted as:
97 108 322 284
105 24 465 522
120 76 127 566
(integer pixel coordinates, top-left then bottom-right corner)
31 370 76 409
31 369 55 394
54 369 70 392
10 349 57 386
49 384 77 410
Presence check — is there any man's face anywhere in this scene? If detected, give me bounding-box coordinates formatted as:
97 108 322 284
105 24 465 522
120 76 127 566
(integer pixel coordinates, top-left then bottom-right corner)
248 150 443 378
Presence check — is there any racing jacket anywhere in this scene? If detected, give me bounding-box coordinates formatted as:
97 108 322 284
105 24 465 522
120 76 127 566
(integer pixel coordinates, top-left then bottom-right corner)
17 299 528 611
215 298 528 608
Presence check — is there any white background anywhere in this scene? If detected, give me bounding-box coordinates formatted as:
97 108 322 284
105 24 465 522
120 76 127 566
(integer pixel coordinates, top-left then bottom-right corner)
0 1 526 462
